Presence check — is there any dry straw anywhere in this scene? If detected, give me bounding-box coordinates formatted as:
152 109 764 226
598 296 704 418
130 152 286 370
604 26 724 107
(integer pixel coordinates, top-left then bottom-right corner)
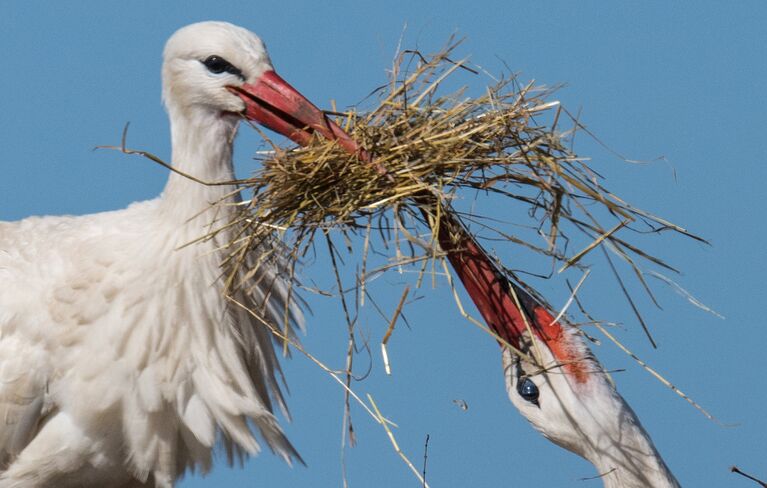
222 38 701 342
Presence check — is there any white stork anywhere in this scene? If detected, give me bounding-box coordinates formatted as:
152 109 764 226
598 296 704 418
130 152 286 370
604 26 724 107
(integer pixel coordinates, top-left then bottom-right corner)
0 21 356 487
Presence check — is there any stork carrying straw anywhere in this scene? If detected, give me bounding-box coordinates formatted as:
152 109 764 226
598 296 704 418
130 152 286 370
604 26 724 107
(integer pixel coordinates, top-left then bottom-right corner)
0 22 679 487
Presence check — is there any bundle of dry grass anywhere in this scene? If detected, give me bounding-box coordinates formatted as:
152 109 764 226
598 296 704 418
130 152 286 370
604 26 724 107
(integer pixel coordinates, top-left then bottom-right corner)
212 40 711 482
223 39 699 342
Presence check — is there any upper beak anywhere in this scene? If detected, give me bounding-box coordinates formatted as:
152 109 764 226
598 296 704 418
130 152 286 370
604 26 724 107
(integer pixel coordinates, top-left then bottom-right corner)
228 70 365 160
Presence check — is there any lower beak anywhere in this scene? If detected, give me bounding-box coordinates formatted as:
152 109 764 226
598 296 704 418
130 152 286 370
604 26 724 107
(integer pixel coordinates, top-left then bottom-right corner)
229 70 364 158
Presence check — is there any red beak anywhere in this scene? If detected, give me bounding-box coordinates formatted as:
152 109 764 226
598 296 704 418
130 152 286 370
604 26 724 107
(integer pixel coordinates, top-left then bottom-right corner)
229 70 365 159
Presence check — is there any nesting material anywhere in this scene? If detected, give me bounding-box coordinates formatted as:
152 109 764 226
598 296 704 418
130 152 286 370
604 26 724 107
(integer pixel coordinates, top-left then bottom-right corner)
222 40 697 338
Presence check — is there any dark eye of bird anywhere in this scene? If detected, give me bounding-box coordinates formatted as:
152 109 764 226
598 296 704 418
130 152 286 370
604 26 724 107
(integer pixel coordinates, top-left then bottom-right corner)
201 55 244 79
517 377 540 405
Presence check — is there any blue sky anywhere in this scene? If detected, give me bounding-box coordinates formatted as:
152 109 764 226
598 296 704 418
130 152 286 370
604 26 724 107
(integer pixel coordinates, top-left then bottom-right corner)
1 2 765 487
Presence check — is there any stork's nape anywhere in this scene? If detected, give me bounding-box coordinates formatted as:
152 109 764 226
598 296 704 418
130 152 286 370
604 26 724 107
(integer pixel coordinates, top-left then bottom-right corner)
0 21 678 488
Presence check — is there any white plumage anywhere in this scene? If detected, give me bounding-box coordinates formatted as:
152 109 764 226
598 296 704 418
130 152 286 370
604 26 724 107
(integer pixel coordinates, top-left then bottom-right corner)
0 22 306 487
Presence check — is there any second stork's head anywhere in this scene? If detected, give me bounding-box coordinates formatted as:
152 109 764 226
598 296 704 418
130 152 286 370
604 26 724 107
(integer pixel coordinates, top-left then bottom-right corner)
499 294 680 487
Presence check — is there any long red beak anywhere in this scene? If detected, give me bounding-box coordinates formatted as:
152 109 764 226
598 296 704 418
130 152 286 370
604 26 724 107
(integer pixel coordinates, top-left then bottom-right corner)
236 70 587 382
229 70 364 159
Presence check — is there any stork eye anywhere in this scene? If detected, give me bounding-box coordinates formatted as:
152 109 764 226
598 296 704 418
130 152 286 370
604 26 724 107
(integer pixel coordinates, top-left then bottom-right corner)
517 377 540 405
201 55 244 79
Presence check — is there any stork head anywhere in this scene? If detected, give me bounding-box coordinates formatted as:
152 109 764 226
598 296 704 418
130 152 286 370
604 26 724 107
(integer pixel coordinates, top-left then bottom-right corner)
501 319 678 485
162 21 359 153
502 326 617 458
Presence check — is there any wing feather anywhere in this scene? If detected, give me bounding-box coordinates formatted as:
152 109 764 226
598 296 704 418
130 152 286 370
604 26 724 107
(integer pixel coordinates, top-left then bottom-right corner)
0 333 50 468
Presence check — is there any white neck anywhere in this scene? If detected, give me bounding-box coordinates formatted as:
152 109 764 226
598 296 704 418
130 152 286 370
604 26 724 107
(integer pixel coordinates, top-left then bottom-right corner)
159 105 241 233
593 454 680 488
585 405 681 488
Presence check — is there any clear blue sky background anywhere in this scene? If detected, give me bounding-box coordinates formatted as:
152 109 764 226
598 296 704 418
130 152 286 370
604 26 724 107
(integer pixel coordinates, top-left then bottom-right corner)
1 2 765 487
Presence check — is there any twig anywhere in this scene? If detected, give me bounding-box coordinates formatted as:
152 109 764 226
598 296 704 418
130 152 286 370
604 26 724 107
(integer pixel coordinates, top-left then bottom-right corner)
731 466 767 487
578 467 616 482
595 323 723 424
381 285 410 375
368 394 431 488
559 220 628 273
422 434 430 488
549 268 591 326
97 122 238 186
